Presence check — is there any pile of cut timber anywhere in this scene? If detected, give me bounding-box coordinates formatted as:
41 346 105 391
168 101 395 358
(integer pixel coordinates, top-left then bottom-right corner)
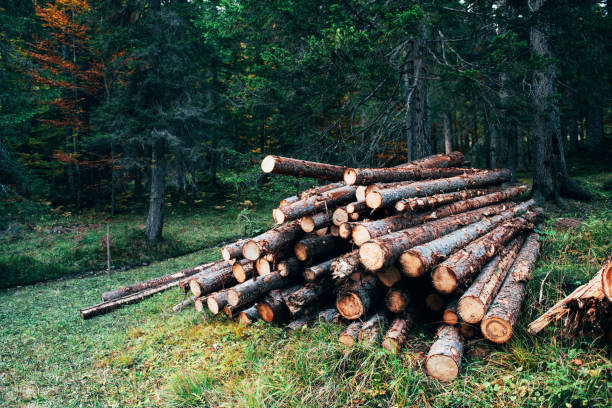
82 151 544 382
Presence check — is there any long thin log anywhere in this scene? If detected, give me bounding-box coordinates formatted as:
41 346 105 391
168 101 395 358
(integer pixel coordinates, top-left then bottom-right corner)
457 237 525 324
400 199 535 277
365 169 512 209
359 313 387 343
299 182 346 200
339 321 362 346
602 256 612 302
395 188 493 212
304 259 334 281
382 313 414 353
238 305 259 325
273 185 356 224
359 203 511 272
242 221 302 260
227 271 294 309
179 258 251 293
280 195 300 207
432 212 536 294
336 274 380 319
261 155 347 181
294 235 339 261
344 166 476 186
425 325 464 382
300 211 333 233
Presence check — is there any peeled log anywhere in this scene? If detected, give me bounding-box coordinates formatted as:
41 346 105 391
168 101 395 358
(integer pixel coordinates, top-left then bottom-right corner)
242 221 302 261
425 325 464 382
457 237 525 324
443 299 459 326
400 199 535 278
385 288 411 313
359 203 511 271
336 274 380 320
294 235 339 261
377 266 402 288
395 188 492 213
227 271 291 308
273 185 356 224
304 259 334 281
345 166 475 186
339 321 362 346
365 169 512 209
300 212 333 233
432 212 536 294
382 313 414 353
261 155 346 181
207 290 231 315
359 313 387 343
331 250 360 281
238 306 259 325
232 261 254 283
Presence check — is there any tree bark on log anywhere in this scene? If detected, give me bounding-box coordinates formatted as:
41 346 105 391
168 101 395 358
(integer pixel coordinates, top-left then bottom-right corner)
394 188 492 213
242 221 302 260
331 250 360 281
443 299 459 325
338 222 356 239
222 239 248 261
189 264 237 298
304 259 334 282
232 261 254 283
318 308 341 323
602 256 612 302
207 290 231 315
278 257 303 278
377 266 402 288
280 195 300 207
458 237 525 324
224 303 254 319
432 212 536 294
227 271 294 309
359 313 387 343
287 314 317 331
261 155 347 181
425 325 464 382
401 199 534 278
344 166 475 186
382 313 414 353
336 274 380 319
256 288 291 322
359 203 511 271
365 169 512 209
299 182 346 199
300 211 333 233
294 235 339 262
273 185 356 223
238 305 259 325
385 288 411 313
339 321 362 346
285 279 333 315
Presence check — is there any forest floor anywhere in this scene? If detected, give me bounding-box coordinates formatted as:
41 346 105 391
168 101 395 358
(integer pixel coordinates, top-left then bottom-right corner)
1 168 611 407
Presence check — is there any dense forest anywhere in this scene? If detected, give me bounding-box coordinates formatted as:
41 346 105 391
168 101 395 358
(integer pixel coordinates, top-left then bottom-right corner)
1 0 610 242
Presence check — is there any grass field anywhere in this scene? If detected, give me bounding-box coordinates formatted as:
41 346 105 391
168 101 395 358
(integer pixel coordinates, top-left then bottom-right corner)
1 171 611 407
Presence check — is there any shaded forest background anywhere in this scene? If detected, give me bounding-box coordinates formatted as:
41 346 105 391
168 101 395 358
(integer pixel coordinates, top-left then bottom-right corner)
1 0 610 243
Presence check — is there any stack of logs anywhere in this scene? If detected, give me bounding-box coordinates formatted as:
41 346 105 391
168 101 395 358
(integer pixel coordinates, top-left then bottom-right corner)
82 151 544 382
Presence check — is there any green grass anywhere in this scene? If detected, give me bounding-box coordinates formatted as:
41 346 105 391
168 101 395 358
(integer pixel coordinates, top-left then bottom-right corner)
1 172 611 407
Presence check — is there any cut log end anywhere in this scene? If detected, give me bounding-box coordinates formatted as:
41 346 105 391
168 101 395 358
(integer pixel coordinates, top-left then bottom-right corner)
344 169 358 185
227 290 240 307
256 259 272 276
242 241 262 261
481 316 513 343
443 309 459 326
432 266 457 294
194 297 205 312
221 247 232 261
261 155 277 173
400 252 425 278
603 261 612 301
294 242 308 261
189 279 202 298
272 209 286 224
339 333 356 346
382 338 401 353
339 223 352 239
300 216 315 233
359 242 385 271
365 191 383 209
352 225 372 246
336 292 365 320
333 208 349 225
457 296 485 324
377 266 402 287
426 355 460 382
256 303 275 323
206 297 220 314
233 263 248 283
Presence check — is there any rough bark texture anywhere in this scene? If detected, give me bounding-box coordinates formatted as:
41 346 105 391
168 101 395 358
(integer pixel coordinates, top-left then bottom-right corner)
189 265 236 298
400 199 534 277
338 222 356 239
261 155 346 181
256 289 289 322
294 235 339 262
273 185 356 223
602 257 612 302
285 279 333 315
278 257 303 278
222 239 247 261
394 188 492 213
425 325 464 382
287 314 317 331
145 138 165 242
432 212 536 294
365 169 512 209
331 250 360 281
238 305 259 325
172 295 196 313
299 182 346 200
179 258 250 293
227 271 289 308
358 313 387 343
207 290 230 315
352 214 417 246
385 288 411 313
443 299 459 326
458 237 525 324
344 166 474 186
359 203 511 271
377 266 402 288
318 308 341 323
300 211 333 233
242 221 302 260
279 195 300 207
304 259 334 282
382 313 414 353
339 321 362 346
336 274 380 319
233 261 254 283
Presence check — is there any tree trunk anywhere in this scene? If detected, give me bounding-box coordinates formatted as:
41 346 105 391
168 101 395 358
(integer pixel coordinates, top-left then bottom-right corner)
443 113 453 154
443 299 459 326
189 265 236 298
331 250 360 281
400 199 534 278
365 169 512 209
227 271 292 308
232 261 254 283
586 102 603 155
179 259 249 293
318 308 341 323
206 289 230 315
145 137 166 242
238 305 259 325
285 279 333 315
261 155 346 181
221 239 248 261
425 325 464 382
336 274 380 320
382 313 414 353
277 257 303 278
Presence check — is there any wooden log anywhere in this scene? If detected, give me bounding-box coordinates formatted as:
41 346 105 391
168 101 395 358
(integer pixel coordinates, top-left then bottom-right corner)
189 265 235 298
207 289 231 315
356 186 367 203
224 303 254 319
179 258 250 293
194 296 206 312
359 203 511 271
318 308 341 323
339 321 362 346
261 155 346 181
227 271 295 309
238 305 259 325
232 261 254 283
352 214 416 247
365 169 512 209
300 211 333 233
294 235 339 262
279 195 300 207
273 185 356 224
315 227 329 236
299 182 346 200
101 261 218 301
331 250 360 281
330 225 339 236
400 199 535 277
336 274 380 319
172 295 196 312
338 222 356 239
458 237 525 324
344 166 475 186
332 206 350 226
425 325 464 382
507 232 541 283
277 257 303 278
382 313 414 353
242 221 302 261
222 240 247 261
402 151 465 168
304 259 334 282
425 293 445 312
255 258 273 276
385 287 411 313
359 313 387 343
377 265 402 287
346 201 367 214
256 289 291 322
285 279 334 315
443 299 459 325
349 212 360 221
432 212 536 294
287 314 317 331
394 188 493 212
